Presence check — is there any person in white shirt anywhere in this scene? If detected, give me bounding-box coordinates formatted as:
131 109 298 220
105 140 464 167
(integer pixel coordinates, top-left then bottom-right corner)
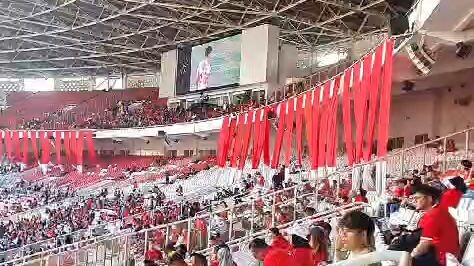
195 46 212 90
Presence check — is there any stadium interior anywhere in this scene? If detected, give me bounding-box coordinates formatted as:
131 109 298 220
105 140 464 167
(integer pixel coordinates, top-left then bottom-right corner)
0 0 472 266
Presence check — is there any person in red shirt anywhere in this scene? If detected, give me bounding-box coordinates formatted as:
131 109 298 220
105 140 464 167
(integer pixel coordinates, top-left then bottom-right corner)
440 176 467 210
289 223 314 266
249 238 292 266
412 185 460 265
144 243 163 262
354 188 368 203
269 227 290 250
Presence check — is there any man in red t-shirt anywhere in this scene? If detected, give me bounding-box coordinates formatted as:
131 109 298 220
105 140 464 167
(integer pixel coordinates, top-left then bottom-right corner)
412 185 460 264
249 238 292 266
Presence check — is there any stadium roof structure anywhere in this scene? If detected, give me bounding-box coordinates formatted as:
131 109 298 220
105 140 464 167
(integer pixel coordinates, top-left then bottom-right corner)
0 0 413 78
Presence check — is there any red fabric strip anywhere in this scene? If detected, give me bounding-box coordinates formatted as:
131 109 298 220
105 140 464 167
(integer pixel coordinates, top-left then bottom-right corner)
0 131 3 158
77 132 85 166
251 109 263 169
64 131 70 164
40 131 50 164
56 131 62 164
31 131 39 164
86 131 97 164
364 45 383 161
263 106 272 166
295 95 304 166
303 91 314 169
5 131 12 161
22 131 29 165
342 69 355 165
284 98 295 167
377 39 395 157
327 77 341 167
312 88 322 169
271 102 287 169
239 110 254 170
13 131 21 160
230 115 245 167
317 84 330 168
70 132 77 165
217 116 230 167
226 118 237 165
354 56 372 163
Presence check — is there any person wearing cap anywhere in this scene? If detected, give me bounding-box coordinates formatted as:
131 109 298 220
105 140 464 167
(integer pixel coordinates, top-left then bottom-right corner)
289 223 314 266
249 238 291 266
412 184 460 265
334 210 380 266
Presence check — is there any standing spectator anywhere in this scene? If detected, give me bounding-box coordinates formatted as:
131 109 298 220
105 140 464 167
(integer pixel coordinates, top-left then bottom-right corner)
309 226 329 265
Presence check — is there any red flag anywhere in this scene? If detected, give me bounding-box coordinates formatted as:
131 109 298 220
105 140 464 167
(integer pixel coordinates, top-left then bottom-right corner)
22 131 29 165
377 39 395 157
40 131 50 164
217 117 231 167
355 55 373 162
317 83 330 168
263 106 272 166
342 69 355 165
77 132 85 166
364 45 383 161
311 88 322 169
303 91 314 169
271 102 287 169
295 95 304 166
326 77 341 167
239 110 254 170
284 98 295 167
56 131 62 164
230 115 245 167
5 131 12 161
13 131 21 160
226 118 237 165
31 131 39 164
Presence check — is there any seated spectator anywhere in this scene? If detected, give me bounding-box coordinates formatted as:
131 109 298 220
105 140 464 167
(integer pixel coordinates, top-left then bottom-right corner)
308 226 329 265
269 227 290 250
334 210 379 265
249 238 292 266
354 188 369 203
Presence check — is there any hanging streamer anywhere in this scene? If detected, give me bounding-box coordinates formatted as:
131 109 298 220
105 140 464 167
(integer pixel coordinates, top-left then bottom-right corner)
377 39 395 157
5 131 12 161
271 102 287 169
295 95 304 166
31 131 39 164
351 62 362 163
70 131 77 165
230 115 245 167
13 131 21 160
64 131 70 164
226 118 237 165
284 98 295 167
355 56 373 163
239 110 254 170
86 131 97 164
217 117 231 167
263 106 272 166
327 77 341 167
312 88 322 169
22 131 29 165
303 91 315 169
252 108 269 169
40 131 50 164
317 83 331 168
364 45 383 161
77 132 85 166
0 131 3 160
55 131 62 164
342 68 355 165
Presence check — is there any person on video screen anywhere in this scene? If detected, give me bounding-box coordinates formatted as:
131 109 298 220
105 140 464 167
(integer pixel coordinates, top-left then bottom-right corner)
196 46 212 90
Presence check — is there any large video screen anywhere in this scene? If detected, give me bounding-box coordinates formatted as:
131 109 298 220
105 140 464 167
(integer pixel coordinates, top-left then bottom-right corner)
189 34 241 91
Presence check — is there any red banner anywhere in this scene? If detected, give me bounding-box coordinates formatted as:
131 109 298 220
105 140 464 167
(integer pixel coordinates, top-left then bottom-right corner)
317 84 330 168
239 110 254 170
86 131 96 164
230 115 245 167
13 131 21 160
263 106 272 166
22 131 29 165
327 77 341 167
377 39 395 157
217 117 231 167
5 131 12 161
226 118 237 165
64 131 71 164
303 91 314 169
77 132 85 166
295 95 304 166
284 98 295 167
56 131 62 164
40 131 50 164
364 45 383 161
271 102 287 169
31 131 39 164
342 68 355 165
70 132 77 165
